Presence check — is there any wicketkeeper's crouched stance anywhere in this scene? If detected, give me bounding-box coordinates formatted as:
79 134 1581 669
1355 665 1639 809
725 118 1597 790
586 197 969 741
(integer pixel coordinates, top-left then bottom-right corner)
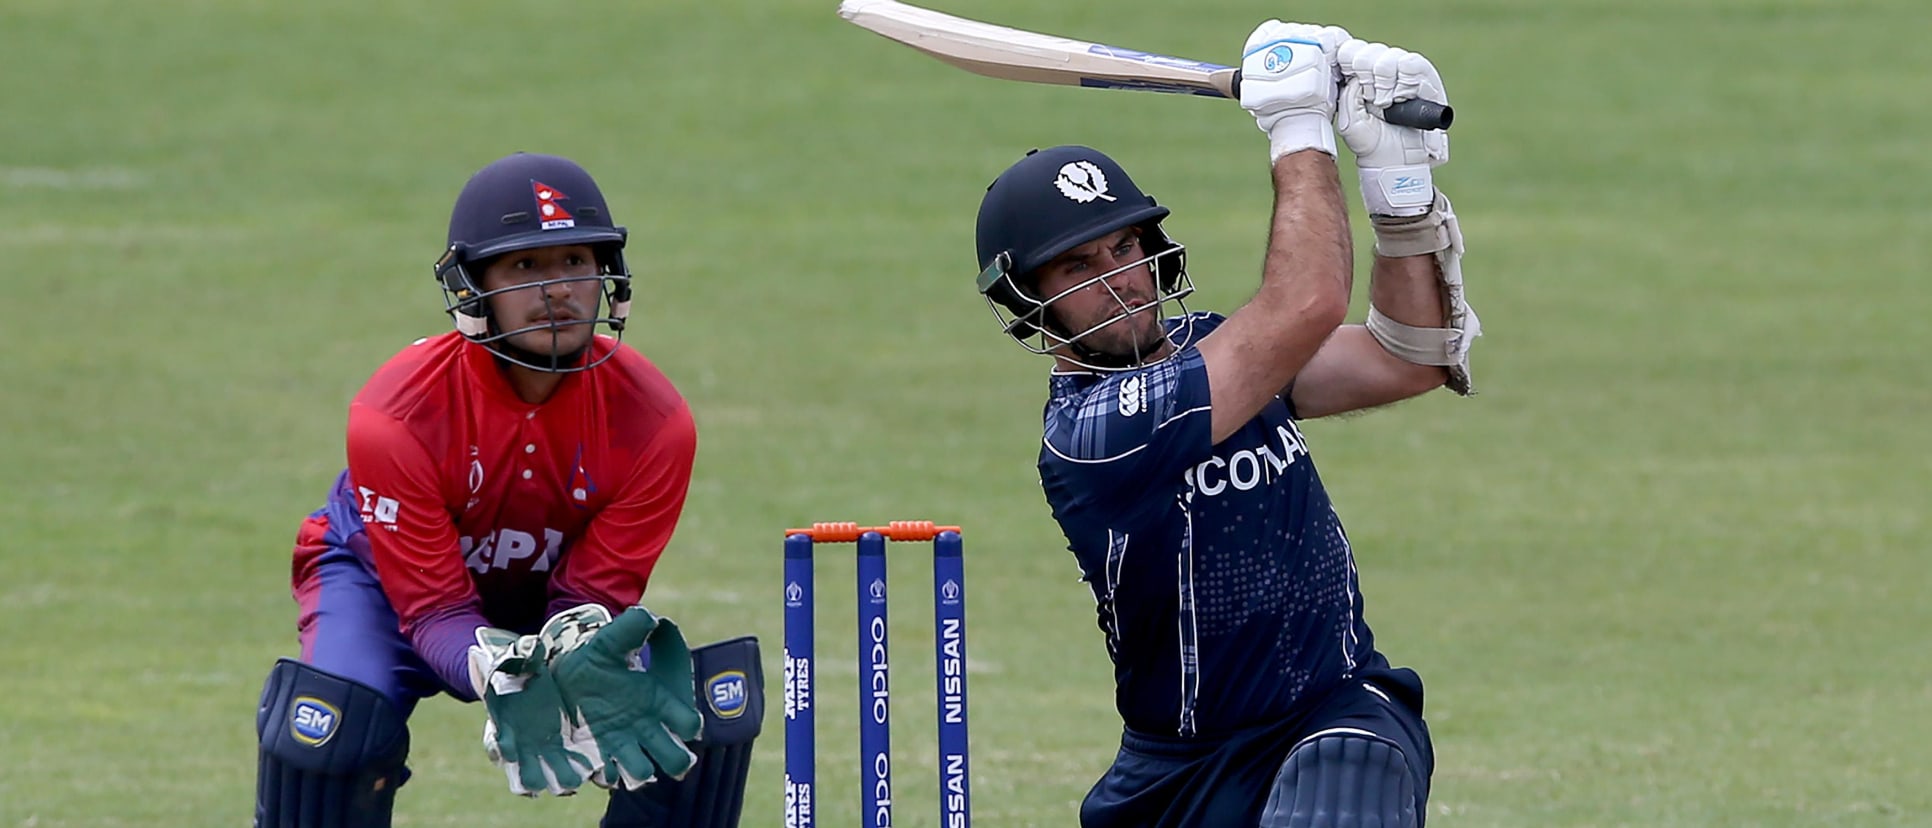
252 152 763 827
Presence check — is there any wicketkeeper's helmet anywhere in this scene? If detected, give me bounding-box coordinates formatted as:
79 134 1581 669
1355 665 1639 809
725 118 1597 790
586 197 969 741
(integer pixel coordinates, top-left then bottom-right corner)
973 146 1194 367
433 152 633 372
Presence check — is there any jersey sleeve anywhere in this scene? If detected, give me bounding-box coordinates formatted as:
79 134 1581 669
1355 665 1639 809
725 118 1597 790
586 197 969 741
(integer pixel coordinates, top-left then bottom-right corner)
1039 348 1214 530
344 403 480 631
547 400 697 614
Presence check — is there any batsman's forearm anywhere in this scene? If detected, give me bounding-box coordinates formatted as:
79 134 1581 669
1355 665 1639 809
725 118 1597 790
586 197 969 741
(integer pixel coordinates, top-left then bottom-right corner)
1196 150 1353 441
1369 252 1448 328
1260 150 1353 326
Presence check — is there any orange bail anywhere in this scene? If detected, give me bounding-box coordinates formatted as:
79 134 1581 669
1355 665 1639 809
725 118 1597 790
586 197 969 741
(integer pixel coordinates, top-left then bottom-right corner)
784 521 964 543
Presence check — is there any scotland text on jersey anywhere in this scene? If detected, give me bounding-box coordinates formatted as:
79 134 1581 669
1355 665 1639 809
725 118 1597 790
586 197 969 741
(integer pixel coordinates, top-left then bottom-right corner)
1182 422 1309 498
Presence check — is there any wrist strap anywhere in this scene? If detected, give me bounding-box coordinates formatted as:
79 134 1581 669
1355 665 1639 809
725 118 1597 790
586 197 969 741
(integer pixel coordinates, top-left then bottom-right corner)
1370 190 1451 257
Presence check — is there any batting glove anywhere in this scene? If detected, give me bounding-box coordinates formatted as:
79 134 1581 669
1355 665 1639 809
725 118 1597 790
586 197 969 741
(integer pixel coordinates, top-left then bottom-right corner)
1239 21 1351 160
1335 39 1451 217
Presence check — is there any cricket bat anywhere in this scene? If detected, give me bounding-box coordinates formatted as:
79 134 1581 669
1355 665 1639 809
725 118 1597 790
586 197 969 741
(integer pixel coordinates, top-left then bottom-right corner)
837 0 1453 131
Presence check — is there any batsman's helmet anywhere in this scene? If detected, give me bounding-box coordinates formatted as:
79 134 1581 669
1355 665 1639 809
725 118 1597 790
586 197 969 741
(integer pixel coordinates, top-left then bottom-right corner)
433 152 633 372
974 146 1194 367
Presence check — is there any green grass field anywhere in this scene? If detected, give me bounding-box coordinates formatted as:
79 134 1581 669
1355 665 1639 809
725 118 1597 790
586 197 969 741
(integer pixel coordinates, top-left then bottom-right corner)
4 0 1929 825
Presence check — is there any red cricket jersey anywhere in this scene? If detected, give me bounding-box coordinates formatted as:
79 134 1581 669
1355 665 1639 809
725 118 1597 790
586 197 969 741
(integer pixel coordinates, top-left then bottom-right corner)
296 331 695 690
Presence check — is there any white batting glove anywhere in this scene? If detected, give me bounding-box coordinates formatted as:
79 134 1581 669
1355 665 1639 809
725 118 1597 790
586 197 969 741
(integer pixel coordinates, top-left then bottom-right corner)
1239 21 1350 160
1335 39 1450 216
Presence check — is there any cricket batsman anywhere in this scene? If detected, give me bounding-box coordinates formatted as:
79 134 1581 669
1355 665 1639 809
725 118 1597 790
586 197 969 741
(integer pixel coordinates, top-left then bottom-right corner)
252 152 763 827
969 23 1478 826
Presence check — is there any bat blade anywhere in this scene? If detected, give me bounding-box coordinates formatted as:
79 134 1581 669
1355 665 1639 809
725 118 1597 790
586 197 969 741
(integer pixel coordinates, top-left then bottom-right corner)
836 0 1454 130
838 0 1236 98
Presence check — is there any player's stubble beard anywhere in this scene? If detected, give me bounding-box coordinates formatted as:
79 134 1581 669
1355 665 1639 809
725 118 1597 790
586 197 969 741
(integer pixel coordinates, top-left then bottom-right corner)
1076 257 1172 365
1057 301 1171 368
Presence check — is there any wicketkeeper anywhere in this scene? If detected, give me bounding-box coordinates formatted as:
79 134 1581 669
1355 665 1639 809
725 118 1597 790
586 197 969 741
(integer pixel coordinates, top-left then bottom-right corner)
968 22 1477 827
252 152 763 827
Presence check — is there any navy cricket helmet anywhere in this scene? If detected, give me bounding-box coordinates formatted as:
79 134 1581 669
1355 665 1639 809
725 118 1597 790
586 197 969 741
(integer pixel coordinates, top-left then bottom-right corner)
433 152 634 372
974 146 1194 365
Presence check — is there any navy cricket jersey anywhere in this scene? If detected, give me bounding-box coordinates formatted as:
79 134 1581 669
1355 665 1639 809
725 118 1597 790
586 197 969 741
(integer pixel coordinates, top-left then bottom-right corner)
1039 312 1375 739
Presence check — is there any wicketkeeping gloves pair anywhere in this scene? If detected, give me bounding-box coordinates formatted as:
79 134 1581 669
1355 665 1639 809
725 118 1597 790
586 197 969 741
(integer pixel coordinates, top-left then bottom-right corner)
468 603 704 797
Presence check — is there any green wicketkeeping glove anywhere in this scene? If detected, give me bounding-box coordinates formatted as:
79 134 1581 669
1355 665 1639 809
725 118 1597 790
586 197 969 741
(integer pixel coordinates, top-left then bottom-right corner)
547 605 704 790
466 627 601 796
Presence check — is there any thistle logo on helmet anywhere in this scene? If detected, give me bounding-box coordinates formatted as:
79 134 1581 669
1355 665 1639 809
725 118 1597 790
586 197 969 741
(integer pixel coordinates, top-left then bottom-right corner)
532 180 575 230
289 696 341 747
1055 160 1116 203
706 670 750 719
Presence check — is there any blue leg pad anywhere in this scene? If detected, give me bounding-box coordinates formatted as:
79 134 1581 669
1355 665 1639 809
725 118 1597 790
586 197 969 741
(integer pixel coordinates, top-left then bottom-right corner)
255 659 410 828
604 636 764 828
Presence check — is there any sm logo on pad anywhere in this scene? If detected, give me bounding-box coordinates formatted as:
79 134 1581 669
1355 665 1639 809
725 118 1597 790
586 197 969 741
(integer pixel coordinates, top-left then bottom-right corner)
707 671 749 719
290 697 341 747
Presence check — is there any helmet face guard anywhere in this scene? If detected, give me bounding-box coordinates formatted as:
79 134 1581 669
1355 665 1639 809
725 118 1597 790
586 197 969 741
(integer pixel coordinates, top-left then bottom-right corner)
435 153 635 373
435 241 633 373
976 239 1196 371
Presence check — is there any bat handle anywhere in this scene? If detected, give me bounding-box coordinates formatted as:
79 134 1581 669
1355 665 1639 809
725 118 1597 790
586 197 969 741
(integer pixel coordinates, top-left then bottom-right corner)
1228 70 1453 131
1381 98 1453 131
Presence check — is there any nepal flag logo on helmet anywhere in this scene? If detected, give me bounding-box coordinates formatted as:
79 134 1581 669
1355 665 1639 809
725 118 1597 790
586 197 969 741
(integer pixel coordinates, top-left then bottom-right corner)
532 180 576 230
